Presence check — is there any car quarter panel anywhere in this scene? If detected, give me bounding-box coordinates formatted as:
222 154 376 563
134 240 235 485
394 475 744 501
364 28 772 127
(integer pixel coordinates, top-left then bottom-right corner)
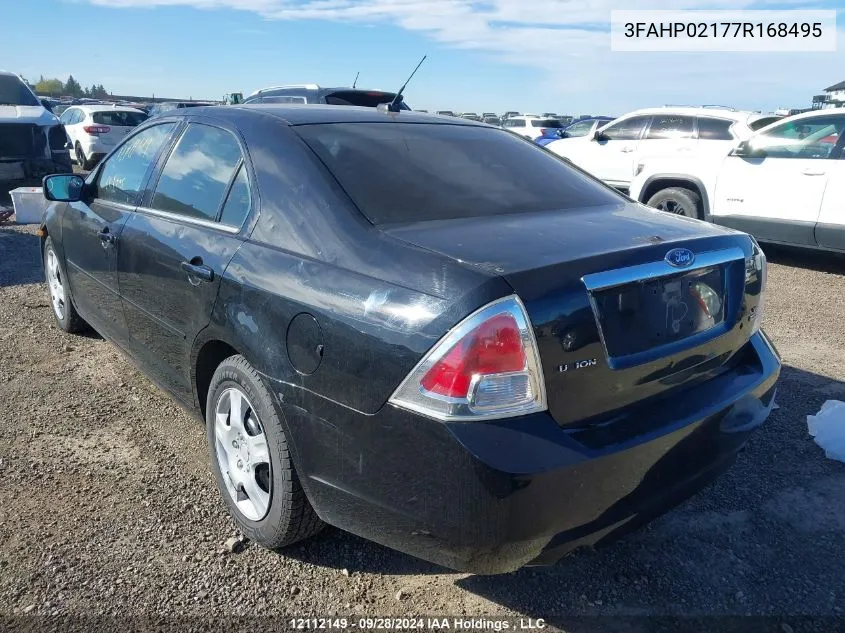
192 111 510 415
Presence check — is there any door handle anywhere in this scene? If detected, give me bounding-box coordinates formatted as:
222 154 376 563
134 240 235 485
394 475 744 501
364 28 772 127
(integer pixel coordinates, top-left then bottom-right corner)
181 260 215 282
620 147 634 153
802 169 826 176
98 228 117 247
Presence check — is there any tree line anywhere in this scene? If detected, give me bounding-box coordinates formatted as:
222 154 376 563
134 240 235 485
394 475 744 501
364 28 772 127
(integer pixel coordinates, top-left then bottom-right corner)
28 75 110 100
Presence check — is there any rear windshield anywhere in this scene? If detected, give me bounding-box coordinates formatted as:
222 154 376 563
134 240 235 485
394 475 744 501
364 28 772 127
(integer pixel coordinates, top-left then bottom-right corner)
324 90 410 110
296 122 621 224
92 111 148 126
532 119 563 128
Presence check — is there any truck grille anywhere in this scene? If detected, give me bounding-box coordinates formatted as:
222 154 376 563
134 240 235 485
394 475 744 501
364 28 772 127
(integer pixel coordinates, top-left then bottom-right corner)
0 124 40 158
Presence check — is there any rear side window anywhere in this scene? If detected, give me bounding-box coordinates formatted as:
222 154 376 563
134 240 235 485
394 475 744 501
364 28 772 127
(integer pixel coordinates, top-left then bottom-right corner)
96 123 177 205
296 122 622 224
260 95 307 104
92 111 148 127
503 119 526 128
219 165 251 227
601 116 649 140
151 124 243 221
697 117 735 140
646 115 694 139
532 119 563 128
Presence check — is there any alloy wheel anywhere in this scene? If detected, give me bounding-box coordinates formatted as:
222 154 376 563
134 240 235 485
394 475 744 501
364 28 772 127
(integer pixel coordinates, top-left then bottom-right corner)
214 387 272 521
656 199 687 215
46 249 66 321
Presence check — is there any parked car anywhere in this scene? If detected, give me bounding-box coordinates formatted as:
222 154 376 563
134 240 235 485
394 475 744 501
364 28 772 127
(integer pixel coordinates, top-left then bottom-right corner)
460 112 481 121
435 110 456 117
502 116 565 141
547 107 781 193
630 109 845 252
482 115 501 126
482 112 497 119
244 84 411 110
0 70 71 201
148 101 217 117
501 111 520 121
40 104 779 574
60 105 148 170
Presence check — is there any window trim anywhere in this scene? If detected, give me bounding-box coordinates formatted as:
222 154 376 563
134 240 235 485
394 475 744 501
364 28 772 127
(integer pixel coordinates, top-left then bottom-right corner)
143 120 253 230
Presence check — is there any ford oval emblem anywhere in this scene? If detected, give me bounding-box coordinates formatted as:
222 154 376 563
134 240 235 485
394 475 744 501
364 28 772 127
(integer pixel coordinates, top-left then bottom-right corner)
665 248 695 268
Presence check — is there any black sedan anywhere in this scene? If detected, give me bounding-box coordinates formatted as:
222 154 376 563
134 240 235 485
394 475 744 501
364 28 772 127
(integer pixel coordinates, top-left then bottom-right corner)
40 105 780 574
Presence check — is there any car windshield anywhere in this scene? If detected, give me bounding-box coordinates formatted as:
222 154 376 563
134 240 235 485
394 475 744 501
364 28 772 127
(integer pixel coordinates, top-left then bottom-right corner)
92 111 148 126
324 90 411 110
0 75 40 106
296 122 621 225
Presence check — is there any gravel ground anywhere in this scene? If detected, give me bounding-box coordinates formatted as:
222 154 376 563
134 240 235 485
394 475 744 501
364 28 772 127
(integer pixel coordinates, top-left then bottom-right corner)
1 223 844 631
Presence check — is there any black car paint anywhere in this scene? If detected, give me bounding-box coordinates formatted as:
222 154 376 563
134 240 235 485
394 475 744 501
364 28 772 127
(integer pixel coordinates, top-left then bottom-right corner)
42 105 780 573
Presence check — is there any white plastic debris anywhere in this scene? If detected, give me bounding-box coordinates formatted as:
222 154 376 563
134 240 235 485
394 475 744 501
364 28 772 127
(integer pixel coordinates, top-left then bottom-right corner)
807 400 845 463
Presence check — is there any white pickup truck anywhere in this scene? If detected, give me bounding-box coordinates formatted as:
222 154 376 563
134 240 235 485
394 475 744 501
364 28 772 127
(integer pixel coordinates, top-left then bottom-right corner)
630 108 845 253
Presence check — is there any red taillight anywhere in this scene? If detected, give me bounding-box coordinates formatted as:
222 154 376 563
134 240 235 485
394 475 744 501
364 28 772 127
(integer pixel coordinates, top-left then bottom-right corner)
389 296 547 422
420 314 526 398
83 125 110 135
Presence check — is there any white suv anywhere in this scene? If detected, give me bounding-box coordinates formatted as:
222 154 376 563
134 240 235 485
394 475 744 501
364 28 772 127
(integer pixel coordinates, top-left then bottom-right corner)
502 115 565 141
60 105 148 170
546 106 781 192
630 109 845 252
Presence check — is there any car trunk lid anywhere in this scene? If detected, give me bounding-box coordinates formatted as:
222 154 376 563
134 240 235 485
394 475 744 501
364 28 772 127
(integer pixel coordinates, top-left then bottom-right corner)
383 203 757 427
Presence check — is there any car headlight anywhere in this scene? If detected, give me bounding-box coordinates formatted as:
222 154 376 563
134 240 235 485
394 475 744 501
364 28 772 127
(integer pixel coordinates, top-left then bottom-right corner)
745 237 767 334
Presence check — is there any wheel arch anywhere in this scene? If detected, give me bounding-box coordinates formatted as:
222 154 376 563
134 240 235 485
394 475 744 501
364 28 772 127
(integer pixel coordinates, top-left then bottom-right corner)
191 335 242 420
637 175 711 221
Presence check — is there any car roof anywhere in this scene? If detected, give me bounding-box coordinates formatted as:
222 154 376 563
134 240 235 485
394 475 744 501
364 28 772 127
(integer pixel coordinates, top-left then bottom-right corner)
223 104 487 126
72 105 147 114
616 106 760 122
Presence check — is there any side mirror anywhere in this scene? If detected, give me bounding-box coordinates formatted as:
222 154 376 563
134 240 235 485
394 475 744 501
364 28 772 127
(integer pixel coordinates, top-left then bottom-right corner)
732 140 764 158
592 129 606 141
43 174 85 202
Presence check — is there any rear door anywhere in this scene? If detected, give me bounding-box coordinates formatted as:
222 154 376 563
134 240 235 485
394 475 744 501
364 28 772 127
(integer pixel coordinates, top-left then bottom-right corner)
117 120 253 402
60 121 179 346
637 114 697 163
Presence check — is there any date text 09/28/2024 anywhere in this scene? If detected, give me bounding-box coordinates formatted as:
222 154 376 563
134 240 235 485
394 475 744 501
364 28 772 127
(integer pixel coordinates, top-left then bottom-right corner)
288 618 547 631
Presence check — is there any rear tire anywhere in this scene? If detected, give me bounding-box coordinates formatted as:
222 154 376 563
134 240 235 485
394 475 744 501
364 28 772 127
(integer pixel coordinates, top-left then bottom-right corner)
206 355 324 549
646 187 702 220
43 237 88 334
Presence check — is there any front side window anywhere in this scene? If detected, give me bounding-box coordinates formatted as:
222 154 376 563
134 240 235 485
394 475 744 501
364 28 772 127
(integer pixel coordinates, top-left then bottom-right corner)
532 119 563 128
646 115 695 139
151 124 243 221
296 122 622 225
751 116 845 159
600 116 649 141
563 120 595 137
95 123 177 205
59 108 74 125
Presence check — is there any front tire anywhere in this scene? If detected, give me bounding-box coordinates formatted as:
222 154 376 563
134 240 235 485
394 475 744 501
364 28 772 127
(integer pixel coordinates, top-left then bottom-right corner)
43 237 88 333
646 187 702 220
206 355 324 548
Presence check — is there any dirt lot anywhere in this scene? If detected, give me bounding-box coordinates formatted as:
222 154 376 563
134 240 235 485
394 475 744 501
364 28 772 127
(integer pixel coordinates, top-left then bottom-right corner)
1 223 844 631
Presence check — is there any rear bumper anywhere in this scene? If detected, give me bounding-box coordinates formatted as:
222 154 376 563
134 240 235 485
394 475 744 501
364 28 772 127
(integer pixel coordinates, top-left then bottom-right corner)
270 331 780 574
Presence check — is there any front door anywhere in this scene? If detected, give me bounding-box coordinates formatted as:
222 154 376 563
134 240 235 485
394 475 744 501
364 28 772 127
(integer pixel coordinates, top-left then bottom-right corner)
579 115 650 187
117 121 252 402
60 121 179 346
712 114 845 246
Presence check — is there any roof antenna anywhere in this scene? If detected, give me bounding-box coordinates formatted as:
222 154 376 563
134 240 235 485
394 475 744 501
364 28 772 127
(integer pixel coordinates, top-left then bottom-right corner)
352 71 359 89
381 55 426 113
